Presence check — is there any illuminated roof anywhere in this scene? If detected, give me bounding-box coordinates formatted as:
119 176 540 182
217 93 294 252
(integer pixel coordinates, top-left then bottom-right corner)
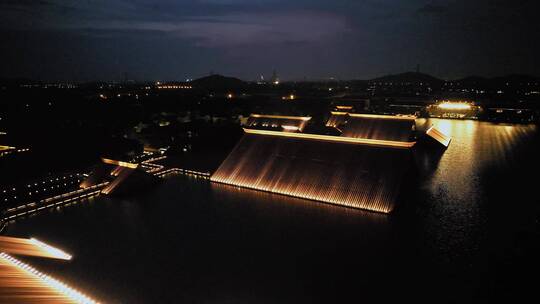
211 130 414 213
0 145 16 151
340 114 417 142
100 166 136 195
244 128 415 148
326 112 348 128
0 236 71 260
0 253 99 304
0 237 99 303
425 126 452 147
245 114 312 132
336 105 353 109
249 114 311 120
101 158 139 169
347 113 416 120
436 102 473 110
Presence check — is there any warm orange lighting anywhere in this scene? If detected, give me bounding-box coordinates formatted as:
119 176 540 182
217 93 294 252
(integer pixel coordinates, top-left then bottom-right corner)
348 113 417 120
243 128 416 148
249 114 311 121
0 145 16 151
281 125 300 132
227 93 233 99
29 238 72 260
282 94 296 100
426 126 452 147
0 252 100 304
0 236 72 260
211 131 413 213
437 102 472 110
101 158 139 169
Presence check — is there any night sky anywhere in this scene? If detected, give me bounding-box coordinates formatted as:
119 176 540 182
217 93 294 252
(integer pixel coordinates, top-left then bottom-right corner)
1 0 539 81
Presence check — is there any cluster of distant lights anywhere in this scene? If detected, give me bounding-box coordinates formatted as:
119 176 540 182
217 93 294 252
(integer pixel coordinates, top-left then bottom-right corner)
0 252 99 304
0 146 30 157
281 94 296 100
157 85 192 89
437 101 473 110
4 183 105 220
1 174 82 202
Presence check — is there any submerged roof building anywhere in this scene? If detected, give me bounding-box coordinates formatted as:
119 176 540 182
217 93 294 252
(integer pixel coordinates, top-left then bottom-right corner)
211 127 415 213
212 113 449 213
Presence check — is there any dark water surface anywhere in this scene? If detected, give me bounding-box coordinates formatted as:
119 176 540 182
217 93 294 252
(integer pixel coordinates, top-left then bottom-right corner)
5 119 540 303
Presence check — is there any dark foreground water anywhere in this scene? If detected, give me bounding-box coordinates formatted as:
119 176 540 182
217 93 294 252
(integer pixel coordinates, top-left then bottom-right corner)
4 119 540 303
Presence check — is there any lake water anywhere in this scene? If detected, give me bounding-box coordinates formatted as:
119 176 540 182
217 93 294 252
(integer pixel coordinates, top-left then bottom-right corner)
4 119 540 303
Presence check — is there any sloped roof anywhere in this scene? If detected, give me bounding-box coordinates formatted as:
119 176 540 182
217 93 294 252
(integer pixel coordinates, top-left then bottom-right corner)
339 114 416 142
211 129 414 213
425 126 452 147
326 111 348 128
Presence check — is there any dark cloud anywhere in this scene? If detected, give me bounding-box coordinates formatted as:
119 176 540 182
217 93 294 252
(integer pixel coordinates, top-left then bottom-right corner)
0 0 539 80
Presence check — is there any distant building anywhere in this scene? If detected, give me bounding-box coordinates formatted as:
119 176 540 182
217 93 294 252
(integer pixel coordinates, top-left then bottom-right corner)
427 100 481 119
244 114 312 132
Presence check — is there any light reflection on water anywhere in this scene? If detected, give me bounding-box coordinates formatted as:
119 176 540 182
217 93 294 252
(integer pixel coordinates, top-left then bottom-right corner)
414 119 538 264
3 119 539 303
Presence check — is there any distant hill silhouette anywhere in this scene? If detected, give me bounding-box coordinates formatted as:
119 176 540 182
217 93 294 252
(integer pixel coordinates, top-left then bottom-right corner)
366 72 538 86
370 72 443 83
191 74 246 90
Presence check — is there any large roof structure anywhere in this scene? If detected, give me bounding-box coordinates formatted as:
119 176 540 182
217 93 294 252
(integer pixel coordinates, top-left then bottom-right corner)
211 128 414 213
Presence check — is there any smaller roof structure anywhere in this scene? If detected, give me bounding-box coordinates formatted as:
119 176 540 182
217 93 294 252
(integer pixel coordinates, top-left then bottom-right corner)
244 114 312 132
425 126 452 148
339 113 417 142
326 111 348 128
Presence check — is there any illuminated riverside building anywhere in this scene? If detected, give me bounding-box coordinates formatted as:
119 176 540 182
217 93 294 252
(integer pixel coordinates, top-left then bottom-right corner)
427 100 481 119
213 112 451 213
211 128 414 213
325 105 355 128
326 112 348 128
212 112 443 213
